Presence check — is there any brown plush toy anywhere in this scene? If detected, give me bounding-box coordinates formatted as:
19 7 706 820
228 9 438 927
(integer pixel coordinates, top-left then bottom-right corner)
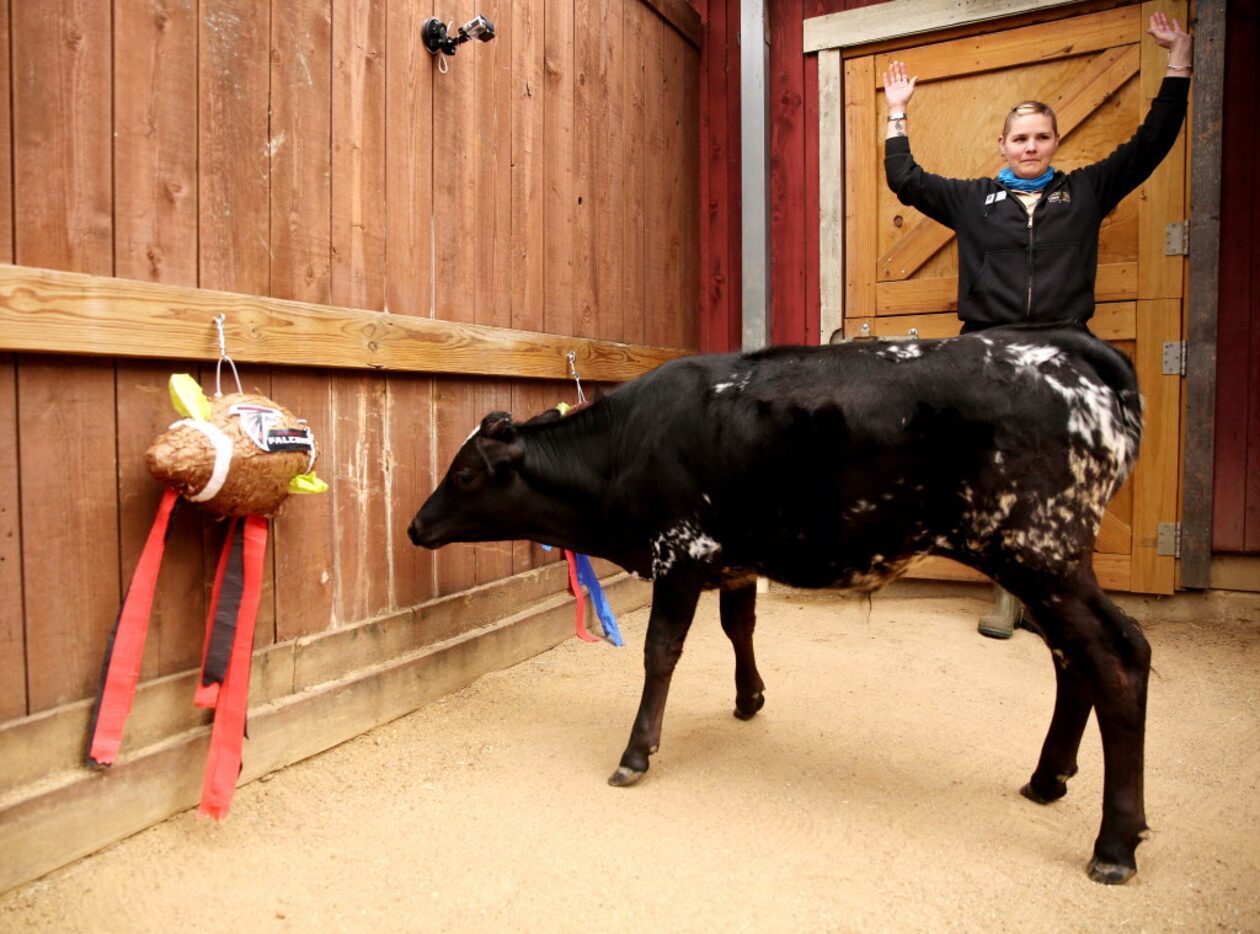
144 373 327 516
145 383 325 516
89 373 325 821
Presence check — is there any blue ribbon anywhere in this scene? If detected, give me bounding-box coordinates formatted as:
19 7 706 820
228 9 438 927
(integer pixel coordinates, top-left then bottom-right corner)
573 553 624 646
538 545 623 646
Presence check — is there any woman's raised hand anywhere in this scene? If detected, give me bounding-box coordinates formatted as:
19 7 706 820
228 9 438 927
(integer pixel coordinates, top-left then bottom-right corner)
883 60 916 111
1147 12 1191 51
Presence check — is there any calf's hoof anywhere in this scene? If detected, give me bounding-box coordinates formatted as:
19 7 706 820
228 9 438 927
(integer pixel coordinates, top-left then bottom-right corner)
608 765 646 787
1020 779 1067 805
1020 765 1077 804
1087 857 1136 885
734 692 765 721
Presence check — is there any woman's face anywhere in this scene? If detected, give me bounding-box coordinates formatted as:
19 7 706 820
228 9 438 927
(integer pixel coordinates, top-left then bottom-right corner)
999 113 1060 179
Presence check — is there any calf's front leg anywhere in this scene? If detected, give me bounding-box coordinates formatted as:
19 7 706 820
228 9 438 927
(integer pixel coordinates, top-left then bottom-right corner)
609 576 701 787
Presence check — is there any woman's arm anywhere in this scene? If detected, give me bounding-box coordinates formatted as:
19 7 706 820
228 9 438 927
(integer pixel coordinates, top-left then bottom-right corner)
883 60 916 140
882 61 970 227
1080 13 1193 212
1149 12 1193 77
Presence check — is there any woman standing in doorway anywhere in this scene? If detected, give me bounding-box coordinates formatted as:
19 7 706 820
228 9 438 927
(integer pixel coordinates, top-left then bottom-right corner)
883 12 1193 334
881 12 1193 635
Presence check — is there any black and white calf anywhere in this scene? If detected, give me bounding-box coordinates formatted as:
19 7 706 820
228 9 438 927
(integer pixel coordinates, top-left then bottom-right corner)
409 323 1151 884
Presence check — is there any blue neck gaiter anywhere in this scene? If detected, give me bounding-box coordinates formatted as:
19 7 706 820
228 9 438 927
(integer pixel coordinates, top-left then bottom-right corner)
996 165 1056 192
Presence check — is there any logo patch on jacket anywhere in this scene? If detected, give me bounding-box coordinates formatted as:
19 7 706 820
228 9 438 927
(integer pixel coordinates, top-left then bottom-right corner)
983 191 1008 205
1048 191 1071 204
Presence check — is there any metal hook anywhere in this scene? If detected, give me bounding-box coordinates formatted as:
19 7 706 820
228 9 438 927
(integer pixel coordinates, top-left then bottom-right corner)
213 314 243 397
566 351 586 405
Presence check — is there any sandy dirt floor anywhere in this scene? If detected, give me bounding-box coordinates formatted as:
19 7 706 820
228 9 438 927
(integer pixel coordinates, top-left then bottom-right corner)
3 584 1259 932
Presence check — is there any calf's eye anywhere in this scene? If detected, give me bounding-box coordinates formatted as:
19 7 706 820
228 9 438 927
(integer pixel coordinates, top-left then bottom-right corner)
455 468 477 488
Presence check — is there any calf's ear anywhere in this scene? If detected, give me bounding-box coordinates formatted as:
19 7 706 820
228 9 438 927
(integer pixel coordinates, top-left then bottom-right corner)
480 411 516 441
476 435 524 476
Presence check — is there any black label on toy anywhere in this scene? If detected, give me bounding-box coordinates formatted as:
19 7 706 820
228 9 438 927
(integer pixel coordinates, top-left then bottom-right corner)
265 428 315 454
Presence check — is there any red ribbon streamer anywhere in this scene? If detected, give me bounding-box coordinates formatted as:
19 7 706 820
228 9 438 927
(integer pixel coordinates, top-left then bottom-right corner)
199 516 269 819
87 488 180 767
564 549 601 643
194 517 240 709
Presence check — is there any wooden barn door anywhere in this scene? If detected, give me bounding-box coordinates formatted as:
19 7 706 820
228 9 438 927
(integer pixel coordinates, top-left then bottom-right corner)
835 3 1187 594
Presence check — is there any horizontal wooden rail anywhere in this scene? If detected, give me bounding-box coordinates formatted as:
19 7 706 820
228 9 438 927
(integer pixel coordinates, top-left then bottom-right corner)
0 266 690 382
867 6 1137 88
803 0 1077 54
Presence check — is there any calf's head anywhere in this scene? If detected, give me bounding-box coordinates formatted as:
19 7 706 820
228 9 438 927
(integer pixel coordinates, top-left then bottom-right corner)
408 412 527 549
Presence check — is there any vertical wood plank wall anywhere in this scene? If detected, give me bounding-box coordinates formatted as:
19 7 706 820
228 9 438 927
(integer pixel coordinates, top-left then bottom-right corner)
14 0 119 712
114 0 206 681
694 0 742 355
769 0 881 347
1 0 701 722
1212 0 1260 554
0 0 21 723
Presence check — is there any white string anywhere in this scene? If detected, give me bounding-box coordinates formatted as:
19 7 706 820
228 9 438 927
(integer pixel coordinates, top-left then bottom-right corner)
213 314 243 397
566 351 586 405
435 21 456 74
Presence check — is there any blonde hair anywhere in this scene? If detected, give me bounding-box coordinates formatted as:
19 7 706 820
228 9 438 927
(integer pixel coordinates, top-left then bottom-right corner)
1003 101 1058 138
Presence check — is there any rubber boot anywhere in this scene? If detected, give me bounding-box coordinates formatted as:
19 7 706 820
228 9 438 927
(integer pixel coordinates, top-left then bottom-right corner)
978 586 1020 639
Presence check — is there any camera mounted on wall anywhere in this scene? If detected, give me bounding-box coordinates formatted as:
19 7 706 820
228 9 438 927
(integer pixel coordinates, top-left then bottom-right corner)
421 15 496 59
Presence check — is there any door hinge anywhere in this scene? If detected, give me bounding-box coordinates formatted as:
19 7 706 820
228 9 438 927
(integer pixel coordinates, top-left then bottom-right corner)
1156 522 1182 558
1162 340 1186 376
1164 220 1189 256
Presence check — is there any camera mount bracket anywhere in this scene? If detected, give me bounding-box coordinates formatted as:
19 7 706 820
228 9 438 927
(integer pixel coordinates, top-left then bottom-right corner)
421 15 495 57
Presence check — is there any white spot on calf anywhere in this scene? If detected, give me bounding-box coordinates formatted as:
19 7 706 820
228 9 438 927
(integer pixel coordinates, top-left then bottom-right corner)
1004 342 1062 369
1041 372 1137 477
688 535 720 560
878 342 923 361
651 520 722 578
713 372 752 395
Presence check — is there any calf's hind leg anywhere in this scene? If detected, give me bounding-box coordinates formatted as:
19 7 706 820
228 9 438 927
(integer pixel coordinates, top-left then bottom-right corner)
1021 644 1092 805
1021 578 1150 884
609 577 702 787
720 582 765 720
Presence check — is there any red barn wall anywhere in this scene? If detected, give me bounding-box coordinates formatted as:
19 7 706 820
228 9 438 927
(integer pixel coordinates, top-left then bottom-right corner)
1212 0 1260 554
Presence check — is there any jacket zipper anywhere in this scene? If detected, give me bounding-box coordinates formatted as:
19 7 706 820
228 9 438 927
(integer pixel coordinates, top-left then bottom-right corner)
1025 208 1035 319
1019 176 1067 320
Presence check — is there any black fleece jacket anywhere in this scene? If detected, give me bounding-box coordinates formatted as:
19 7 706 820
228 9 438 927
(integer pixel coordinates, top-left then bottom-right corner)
884 77 1190 328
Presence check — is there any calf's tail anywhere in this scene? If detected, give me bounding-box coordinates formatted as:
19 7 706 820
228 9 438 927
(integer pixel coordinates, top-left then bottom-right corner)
1110 388 1144 498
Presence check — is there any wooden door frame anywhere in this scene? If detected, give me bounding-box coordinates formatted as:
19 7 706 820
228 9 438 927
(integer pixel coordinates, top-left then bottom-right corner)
804 0 1223 588
1180 0 1225 588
